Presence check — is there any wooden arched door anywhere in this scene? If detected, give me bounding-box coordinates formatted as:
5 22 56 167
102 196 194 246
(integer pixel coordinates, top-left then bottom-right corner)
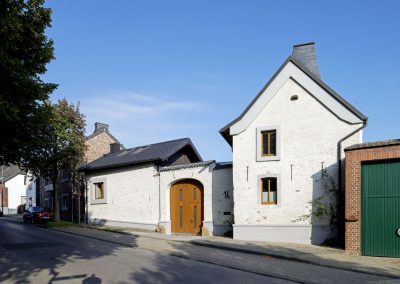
170 180 203 235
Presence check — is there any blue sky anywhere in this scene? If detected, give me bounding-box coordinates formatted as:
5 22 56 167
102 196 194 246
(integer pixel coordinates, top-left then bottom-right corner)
43 1 400 161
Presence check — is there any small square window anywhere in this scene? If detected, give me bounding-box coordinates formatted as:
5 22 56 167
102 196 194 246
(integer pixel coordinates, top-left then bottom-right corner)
261 130 276 156
94 182 104 200
261 177 277 205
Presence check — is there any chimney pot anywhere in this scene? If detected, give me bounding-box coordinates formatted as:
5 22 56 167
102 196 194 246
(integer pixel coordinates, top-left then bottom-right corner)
292 42 320 78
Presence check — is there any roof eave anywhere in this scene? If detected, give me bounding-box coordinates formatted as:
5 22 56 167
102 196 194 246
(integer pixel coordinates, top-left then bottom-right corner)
80 158 162 173
218 56 367 145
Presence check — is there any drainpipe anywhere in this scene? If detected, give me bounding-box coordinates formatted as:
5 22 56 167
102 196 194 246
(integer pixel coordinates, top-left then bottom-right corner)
337 118 368 193
337 118 368 245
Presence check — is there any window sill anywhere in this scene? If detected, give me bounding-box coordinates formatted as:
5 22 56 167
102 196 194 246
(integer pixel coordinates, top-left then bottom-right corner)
90 200 107 205
257 156 280 162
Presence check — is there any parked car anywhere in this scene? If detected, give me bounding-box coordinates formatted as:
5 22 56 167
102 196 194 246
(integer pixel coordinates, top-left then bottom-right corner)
23 207 53 223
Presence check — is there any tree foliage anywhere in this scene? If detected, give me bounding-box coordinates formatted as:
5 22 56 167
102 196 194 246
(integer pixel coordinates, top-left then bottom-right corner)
0 0 56 164
21 99 86 221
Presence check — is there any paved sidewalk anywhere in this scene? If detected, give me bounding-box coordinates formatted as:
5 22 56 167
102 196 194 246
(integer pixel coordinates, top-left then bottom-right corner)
50 223 400 279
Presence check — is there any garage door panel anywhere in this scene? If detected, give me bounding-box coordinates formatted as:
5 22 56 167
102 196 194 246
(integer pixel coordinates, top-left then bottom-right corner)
362 160 400 257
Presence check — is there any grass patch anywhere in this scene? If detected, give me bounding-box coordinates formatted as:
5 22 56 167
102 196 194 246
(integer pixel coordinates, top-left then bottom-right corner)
42 221 73 228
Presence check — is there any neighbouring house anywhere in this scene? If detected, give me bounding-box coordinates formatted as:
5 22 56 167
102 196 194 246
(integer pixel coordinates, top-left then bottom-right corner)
80 138 233 236
34 122 122 221
0 165 27 214
345 140 400 257
219 42 367 244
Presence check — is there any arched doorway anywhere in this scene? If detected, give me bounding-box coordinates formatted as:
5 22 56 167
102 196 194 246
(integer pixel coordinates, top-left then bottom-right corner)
170 179 203 235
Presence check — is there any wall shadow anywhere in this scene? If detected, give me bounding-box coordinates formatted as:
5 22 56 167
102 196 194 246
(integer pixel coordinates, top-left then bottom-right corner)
0 218 138 283
309 162 339 246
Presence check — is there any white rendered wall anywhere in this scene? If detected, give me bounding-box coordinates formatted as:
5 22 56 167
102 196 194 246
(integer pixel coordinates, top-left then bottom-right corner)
6 174 26 210
159 163 233 236
25 176 37 210
159 164 213 235
232 78 362 244
87 163 160 229
211 167 234 235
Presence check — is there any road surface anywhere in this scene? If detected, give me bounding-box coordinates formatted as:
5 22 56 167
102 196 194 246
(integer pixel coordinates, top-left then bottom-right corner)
0 218 396 283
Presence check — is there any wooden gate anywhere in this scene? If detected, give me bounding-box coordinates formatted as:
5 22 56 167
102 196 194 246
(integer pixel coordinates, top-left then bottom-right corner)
170 180 203 235
361 159 400 257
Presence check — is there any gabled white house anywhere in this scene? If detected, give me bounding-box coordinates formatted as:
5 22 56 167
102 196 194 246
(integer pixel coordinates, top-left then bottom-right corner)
220 43 367 244
81 138 233 236
0 165 27 214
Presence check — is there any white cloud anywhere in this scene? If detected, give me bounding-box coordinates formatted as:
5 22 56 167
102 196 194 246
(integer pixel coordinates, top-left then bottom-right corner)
80 90 210 147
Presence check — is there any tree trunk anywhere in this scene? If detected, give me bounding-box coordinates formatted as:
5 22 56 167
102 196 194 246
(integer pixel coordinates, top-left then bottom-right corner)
52 173 60 222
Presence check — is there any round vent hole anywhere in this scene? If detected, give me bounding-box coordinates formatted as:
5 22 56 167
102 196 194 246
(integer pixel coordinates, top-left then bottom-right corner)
290 95 298 101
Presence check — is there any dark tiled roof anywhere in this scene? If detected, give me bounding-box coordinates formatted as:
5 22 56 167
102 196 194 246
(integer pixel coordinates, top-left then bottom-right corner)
80 138 201 171
0 165 24 183
160 160 215 172
345 139 400 151
220 55 367 145
214 161 233 170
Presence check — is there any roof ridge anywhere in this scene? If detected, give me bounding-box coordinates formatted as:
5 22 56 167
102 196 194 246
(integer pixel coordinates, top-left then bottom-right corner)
127 137 190 150
219 54 367 145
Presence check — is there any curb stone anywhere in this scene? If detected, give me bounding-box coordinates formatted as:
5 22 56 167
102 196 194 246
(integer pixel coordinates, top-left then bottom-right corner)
189 240 400 280
50 223 400 281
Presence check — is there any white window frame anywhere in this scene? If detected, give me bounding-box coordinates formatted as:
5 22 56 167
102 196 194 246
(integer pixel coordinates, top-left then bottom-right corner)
256 126 281 161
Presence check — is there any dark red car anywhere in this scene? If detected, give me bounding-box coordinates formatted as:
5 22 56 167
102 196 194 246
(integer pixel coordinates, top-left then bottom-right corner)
23 206 53 223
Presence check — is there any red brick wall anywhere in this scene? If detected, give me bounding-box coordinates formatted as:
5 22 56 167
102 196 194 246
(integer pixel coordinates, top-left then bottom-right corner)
345 145 400 253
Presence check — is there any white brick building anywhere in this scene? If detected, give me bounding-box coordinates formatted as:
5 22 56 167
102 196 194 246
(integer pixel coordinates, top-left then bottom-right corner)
220 43 367 244
81 138 233 236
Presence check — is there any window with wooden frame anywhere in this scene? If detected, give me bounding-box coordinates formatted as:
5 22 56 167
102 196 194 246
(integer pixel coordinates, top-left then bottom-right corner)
261 177 277 205
261 130 276 156
94 182 104 199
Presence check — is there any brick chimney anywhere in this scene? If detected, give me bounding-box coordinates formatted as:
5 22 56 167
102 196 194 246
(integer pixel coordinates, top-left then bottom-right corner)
292 42 320 78
94 122 109 133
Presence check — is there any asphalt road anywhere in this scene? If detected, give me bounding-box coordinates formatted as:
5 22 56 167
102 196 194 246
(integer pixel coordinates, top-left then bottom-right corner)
0 218 293 284
0 218 397 284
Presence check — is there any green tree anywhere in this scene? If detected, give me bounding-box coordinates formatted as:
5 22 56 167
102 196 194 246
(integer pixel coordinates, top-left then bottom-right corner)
0 0 56 165
22 99 86 221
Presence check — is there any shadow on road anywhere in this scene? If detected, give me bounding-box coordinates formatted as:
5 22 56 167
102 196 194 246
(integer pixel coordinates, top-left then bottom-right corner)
0 218 137 283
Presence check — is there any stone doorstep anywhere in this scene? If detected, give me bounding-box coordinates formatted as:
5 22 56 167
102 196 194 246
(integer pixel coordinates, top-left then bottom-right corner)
53 224 400 280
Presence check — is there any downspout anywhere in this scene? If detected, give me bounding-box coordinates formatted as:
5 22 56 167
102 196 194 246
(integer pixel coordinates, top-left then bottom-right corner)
337 118 367 245
337 118 368 193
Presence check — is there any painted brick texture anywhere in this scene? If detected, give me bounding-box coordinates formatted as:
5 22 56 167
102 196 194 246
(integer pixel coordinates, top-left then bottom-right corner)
233 78 362 227
345 145 400 253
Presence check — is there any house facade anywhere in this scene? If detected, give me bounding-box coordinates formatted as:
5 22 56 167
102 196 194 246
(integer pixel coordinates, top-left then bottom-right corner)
34 122 121 221
0 165 27 214
220 43 367 244
81 138 233 236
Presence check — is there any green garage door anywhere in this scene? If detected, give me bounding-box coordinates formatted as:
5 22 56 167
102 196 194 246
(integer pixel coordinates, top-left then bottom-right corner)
362 159 400 257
